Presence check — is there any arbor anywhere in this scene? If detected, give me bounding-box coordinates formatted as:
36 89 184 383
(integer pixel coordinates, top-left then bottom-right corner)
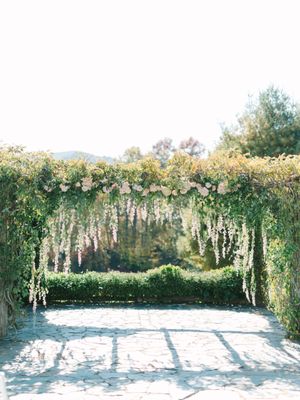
2 148 300 338
217 86 300 157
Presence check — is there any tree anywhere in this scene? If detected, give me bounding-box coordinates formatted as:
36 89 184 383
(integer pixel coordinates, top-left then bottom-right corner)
217 86 300 157
121 146 143 163
152 137 175 166
179 137 205 157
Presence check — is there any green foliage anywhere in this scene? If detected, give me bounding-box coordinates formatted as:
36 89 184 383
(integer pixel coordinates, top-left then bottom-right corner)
264 192 300 339
120 147 143 163
1 146 300 338
217 86 300 157
45 265 245 305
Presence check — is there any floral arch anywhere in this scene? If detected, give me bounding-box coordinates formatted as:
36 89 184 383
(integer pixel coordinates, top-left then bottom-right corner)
0 149 299 337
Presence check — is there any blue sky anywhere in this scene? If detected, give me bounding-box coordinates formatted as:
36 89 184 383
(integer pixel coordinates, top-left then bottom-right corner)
1 0 300 157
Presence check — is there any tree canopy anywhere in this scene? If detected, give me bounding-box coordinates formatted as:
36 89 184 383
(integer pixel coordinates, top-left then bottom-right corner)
217 86 300 157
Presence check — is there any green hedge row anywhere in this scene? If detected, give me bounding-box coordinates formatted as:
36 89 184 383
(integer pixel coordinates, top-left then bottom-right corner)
45 265 246 305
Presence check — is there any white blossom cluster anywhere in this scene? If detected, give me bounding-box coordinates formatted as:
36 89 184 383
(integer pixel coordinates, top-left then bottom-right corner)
44 178 231 198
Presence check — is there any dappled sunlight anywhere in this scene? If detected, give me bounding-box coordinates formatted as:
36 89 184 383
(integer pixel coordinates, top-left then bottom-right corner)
1 305 300 399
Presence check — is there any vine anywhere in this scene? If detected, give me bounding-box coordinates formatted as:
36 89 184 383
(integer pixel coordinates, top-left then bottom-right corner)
1 148 300 337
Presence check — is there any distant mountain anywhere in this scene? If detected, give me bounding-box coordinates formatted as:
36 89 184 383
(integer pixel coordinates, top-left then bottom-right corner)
52 151 114 164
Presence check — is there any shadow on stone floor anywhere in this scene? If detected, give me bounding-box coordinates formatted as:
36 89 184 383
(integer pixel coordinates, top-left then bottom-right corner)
0 305 300 397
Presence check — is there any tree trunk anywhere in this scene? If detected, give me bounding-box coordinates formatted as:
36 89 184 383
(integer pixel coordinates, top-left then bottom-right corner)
0 297 8 338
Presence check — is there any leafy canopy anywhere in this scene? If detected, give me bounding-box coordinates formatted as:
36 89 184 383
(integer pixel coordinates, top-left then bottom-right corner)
217 86 300 157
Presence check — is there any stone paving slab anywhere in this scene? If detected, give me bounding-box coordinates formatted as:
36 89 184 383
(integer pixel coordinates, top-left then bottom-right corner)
0 305 300 399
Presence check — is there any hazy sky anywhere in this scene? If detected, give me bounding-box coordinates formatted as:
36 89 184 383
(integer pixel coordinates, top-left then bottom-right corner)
1 0 300 157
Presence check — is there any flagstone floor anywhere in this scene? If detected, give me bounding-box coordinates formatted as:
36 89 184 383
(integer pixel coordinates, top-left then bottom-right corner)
0 305 300 399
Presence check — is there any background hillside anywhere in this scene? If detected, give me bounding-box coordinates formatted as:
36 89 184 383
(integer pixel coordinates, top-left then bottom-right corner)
52 151 114 164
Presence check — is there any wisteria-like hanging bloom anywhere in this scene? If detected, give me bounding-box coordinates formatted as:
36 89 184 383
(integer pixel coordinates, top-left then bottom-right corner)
141 204 148 221
154 200 160 222
205 182 212 188
59 184 70 192
172 189 178 196
75 182 81 187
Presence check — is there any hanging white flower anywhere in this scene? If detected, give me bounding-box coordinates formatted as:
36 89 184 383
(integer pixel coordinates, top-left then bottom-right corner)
154 200 161 222
110 206 119 242
141 204 148 221
172 189 178 196
75 182 81 187
59 184 70 192
190 182 197 188
129 202 136 225
205 182 212 188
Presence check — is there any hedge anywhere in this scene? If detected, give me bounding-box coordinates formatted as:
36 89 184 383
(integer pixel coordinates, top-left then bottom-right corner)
45 265 246 305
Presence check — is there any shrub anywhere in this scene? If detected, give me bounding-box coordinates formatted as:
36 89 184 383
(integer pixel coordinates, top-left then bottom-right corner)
45 265 246 305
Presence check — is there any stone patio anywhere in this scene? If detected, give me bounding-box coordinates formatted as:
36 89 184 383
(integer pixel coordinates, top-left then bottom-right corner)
0 305 300 399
